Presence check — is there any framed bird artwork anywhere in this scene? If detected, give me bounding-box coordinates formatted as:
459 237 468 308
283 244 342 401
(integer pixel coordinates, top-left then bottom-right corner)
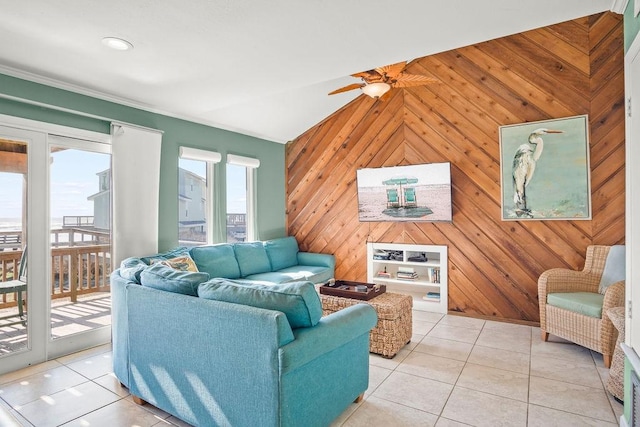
499 115 591 220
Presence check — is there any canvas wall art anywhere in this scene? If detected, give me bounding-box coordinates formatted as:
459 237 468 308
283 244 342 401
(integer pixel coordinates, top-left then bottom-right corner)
356 162 452 222
499 115 591 220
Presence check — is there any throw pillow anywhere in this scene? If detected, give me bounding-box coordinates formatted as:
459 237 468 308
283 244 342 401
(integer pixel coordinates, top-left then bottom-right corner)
119 257 147 283
233 242 272 276
599 245 625 294
198 279 322 328
264 236 299 271
140 247 190 265
140 263 210 296
156 254 199 272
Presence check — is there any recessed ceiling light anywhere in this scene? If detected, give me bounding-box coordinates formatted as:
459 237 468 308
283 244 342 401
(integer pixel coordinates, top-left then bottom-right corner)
102 37 133 51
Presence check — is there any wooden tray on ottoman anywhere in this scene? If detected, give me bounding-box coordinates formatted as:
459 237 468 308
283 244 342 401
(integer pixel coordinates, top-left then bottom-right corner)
319 280 386 301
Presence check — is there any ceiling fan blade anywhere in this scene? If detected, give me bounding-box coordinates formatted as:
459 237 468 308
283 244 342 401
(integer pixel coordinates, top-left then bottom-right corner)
328 83 365 95
351 70 382 83
391 73 439 88
374 61 407 79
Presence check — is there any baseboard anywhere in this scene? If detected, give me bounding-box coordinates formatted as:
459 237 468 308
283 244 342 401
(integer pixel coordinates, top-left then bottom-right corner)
620 414 628 427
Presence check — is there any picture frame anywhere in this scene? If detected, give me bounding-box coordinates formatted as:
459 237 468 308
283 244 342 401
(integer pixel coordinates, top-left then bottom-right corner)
356 162 452 222
499 115 591 221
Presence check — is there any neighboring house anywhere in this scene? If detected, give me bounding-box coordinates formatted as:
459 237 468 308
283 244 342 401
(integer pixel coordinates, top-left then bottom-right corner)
178 167 206 236
87 169 111 231
89 167 207 234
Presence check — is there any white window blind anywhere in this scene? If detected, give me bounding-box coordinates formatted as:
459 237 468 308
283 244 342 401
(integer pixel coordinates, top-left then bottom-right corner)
111 123 162 265
179 146 221 163
227 154 260 169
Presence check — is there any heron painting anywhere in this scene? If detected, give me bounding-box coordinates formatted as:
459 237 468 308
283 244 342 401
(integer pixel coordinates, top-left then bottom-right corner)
499 115 591 220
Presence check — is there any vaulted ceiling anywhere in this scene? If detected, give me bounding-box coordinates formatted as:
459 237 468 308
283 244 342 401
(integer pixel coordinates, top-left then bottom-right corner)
0 1 618 143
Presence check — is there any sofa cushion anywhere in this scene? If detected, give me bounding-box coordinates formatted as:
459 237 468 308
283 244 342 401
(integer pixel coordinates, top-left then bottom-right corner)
140 263 210 296
264 237 299 271
190 244 241 279
599 245 625 294
140 247 190 265
234 242 272 277
547 292 605 318
198 279 322 328
119 257 148 283
245 265 333 285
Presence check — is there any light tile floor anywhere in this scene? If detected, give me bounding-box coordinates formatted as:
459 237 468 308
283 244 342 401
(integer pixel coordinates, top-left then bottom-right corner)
0 311 624 426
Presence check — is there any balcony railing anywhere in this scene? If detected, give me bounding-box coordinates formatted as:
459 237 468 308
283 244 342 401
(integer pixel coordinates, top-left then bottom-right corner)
0 244 111 310
62 216 95 227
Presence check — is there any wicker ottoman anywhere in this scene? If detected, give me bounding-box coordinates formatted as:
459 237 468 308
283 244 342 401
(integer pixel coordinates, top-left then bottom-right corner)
320 292 412 358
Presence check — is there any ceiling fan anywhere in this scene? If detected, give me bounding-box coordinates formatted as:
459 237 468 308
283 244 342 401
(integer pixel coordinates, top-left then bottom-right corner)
328 61 438 100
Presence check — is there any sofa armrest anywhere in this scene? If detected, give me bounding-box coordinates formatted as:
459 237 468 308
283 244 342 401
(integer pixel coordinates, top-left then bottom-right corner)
279 303 376 373
297 252 335 270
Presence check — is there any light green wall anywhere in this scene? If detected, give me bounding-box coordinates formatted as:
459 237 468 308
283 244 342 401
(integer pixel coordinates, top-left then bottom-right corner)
625 0 640 52
0 73 286 251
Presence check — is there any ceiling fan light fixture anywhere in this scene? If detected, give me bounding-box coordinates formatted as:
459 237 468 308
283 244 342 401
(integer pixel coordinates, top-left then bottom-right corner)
361 82 391 98
102 37 134 51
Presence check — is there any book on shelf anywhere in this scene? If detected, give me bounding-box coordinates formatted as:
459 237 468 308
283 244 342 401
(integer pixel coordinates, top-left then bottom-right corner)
423 291 440 301
427 267 440 283
396 271 418 280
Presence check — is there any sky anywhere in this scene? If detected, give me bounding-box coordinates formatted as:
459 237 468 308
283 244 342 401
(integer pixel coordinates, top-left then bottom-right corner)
1 149 247 229
0 149 109 222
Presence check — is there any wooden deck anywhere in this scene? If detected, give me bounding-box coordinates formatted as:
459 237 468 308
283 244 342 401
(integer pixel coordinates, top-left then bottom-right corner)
0 244 111 311
0 293 111 355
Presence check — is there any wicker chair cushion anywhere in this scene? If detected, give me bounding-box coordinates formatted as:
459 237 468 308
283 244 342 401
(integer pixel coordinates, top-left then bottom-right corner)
599 245 625 294
547 292 605 318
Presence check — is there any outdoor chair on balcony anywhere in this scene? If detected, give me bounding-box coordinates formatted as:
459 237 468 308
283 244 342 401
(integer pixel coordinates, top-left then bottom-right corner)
404 187 417 208
538 245 625 368
386 188 400 208
0 248 27 327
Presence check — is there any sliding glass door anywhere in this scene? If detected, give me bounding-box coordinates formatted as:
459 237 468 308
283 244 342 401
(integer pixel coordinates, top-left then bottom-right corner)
0 126 47 370
0 121 111 374
48 138 111 353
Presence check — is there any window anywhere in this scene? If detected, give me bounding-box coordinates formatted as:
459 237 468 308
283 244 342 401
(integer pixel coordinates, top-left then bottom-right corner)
178 147 221 246
226 154 259 243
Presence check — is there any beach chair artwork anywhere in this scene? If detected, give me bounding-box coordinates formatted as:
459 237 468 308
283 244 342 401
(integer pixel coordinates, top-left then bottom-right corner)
404 187 417 208
383 176 418 208
386 188 400 208
356 162 451 222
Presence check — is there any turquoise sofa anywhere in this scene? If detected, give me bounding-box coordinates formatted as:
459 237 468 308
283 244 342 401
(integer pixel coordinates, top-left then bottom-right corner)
112 238 376 426
120 236 335 286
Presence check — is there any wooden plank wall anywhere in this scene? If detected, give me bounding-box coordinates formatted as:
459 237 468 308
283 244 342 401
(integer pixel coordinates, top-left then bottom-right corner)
286 12 625 323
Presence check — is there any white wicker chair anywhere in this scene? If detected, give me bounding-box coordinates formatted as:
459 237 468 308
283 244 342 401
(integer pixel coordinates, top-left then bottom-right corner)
538 245 625 368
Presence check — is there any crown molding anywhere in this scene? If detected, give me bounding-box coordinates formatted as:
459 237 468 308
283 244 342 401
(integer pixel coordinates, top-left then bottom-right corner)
610 0 629 14
0 65 286 144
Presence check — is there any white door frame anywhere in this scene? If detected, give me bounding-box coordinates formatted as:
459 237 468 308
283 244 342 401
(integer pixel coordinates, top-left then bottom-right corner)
626 33 640 348
0 114 111 373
